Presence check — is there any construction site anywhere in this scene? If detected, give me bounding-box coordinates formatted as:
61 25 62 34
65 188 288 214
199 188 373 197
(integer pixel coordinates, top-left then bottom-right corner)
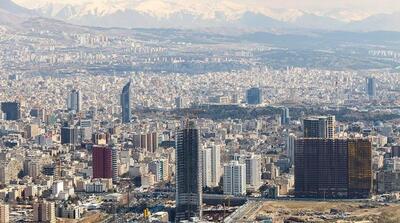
224 200 400 223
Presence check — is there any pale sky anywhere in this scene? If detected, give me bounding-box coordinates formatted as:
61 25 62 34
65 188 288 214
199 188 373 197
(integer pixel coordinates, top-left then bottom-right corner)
14 0 400 14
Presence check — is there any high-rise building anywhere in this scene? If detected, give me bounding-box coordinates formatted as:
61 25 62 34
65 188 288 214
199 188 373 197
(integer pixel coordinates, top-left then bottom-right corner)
295 138 372 199
92 146 113 179
1 102 21 121
280 107 290 125
303 116 335 138
245 155 261 189
149 159 169 182
202 148 212 187
121 81 131 123
201 144 221 188
366 77 376 98
286 133 296 165
0 166 8 185
67 89 81 113
140 134 147 150
61 123 79 146
52 180 64 197
146 132 153 153
33 201 56 223
133 132 158 152
210 145 221 187
246 87 263 105
26 160 40 180
175 120 202 222
327 116 335 138
111 147 118 183
151 132 159 153
175 96 185 109
79 119 92 141
0 204 9 223
223 161 246 196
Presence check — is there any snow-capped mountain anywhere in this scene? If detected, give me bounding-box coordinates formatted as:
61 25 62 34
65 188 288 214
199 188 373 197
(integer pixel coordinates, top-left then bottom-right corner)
6 0 400 31
14 0 304 21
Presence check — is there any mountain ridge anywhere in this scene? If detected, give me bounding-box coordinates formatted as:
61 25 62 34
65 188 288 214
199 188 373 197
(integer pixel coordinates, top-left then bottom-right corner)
0 0 33 15
4 0 400 31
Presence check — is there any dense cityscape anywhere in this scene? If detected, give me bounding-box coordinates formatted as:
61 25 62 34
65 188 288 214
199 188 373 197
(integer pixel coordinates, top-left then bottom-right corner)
1 0 400 223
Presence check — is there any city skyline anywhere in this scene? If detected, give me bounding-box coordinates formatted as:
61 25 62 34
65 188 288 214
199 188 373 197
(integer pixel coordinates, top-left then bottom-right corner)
0 0 400 222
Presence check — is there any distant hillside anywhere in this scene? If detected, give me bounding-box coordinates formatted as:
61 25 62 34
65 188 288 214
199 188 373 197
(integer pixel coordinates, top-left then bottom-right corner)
0 0 32 15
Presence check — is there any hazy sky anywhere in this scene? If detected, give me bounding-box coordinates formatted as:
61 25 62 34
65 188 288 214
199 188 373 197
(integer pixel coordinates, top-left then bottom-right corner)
15 0 400 14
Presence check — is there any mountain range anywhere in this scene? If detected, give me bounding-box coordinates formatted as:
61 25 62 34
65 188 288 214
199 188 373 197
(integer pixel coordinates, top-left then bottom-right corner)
1 0 400 31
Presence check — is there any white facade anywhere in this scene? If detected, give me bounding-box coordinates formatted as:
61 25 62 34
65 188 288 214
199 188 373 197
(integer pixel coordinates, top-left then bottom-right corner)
286 133 296 165
52 180 64 197
327 115 336 139
202 148 212 187
210 145 221 187
245 155 261 189
223 161 246 196
112 147 118 183
202 145 221 188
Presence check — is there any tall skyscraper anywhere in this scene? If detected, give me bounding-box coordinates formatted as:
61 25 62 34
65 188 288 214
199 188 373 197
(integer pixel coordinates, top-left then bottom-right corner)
294 138 372 199
146 132 153 153
92 146 113 179
280 107 290 125
175 120 202 222
33 201 56 223
121 81 131 123
210 145 221 187
245 154 261 189
1 102 21 121
67 89 81 113
366 77 376 98
303 116 335 138
246 87 263 105
151 132 159 153
223 161 246 196
202 145 222 188
202 148 212 187
286 133 296 165
111 147 119 183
